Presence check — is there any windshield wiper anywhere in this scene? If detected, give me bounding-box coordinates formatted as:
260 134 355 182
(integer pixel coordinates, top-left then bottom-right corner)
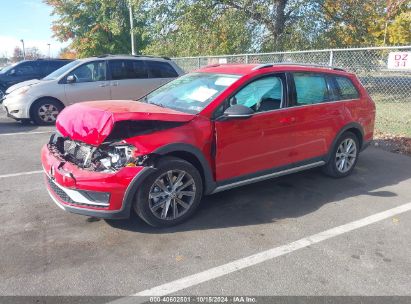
150 102 167 108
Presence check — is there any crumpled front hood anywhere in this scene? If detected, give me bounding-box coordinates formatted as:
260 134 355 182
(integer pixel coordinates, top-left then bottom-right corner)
56 100 195 146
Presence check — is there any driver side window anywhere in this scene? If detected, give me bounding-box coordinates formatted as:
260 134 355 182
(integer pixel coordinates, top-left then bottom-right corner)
68 61 106 83
231 75 284 113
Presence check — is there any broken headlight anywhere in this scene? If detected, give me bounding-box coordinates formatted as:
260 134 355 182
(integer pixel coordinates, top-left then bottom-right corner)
96 143 138 172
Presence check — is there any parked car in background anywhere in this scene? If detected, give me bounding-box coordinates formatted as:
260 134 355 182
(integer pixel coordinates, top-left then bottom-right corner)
2 55 184 125
42 63 375 227
0 59 72 99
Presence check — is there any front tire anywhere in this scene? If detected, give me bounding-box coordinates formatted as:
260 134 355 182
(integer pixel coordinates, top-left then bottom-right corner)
134 156 203 227
322 131 360 178
31 99 63 125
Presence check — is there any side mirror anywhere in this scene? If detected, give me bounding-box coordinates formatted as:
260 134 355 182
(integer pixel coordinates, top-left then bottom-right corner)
223 104 254 119
66 75 76 84
9 69 16 76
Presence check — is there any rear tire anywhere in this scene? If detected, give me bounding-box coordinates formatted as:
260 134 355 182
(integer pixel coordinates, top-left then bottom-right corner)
134 156 203 227
322 131 360 178
31 99 64 125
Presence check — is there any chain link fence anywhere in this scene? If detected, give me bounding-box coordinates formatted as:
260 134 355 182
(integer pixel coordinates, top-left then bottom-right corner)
173 46 411 137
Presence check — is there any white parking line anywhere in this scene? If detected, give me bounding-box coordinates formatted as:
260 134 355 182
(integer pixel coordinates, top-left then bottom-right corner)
0 170 43 179
0 131 53 137
113 202 411 301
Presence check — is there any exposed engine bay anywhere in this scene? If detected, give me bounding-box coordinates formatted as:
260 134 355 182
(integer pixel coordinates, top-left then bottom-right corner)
49 120 183 172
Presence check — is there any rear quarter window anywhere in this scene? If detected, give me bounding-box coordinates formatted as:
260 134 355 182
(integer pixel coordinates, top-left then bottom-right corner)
146 61 178 78
334 76 360 100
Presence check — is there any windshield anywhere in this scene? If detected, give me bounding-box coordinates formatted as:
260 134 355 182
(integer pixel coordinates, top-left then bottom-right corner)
0 63 18 74
42 60 80 80
144 73 240 114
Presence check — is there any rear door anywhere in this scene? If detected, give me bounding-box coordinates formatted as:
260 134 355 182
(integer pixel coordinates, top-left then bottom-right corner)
214 73 297 181
64 60 110 104
287 72 343 162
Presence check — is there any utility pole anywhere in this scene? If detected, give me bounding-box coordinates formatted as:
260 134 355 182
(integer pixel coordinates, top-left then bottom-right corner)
47 43 51 58
128 0 136 55
20 39 26 60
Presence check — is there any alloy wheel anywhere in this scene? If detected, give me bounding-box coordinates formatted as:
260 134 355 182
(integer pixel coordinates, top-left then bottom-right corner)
148 170 196 220
335 138 357 173
38 104 59 123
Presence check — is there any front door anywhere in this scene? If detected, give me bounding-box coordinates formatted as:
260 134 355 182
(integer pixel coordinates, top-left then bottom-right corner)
64 60 110 105
214 74 296 182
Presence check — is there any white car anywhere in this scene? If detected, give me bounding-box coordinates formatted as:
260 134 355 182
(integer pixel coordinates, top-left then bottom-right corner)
2 55 184 125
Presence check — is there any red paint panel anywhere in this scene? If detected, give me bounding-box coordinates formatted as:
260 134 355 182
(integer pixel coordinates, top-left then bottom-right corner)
214 109 296 181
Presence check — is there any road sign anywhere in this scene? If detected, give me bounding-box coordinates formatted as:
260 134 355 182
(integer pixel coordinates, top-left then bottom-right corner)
387 52 411 70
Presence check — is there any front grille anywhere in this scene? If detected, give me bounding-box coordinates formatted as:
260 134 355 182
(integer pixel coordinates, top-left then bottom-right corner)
47 176 108 208
47 176 75 204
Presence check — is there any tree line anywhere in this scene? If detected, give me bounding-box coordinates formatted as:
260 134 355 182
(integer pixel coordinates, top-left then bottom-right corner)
45 0 411 58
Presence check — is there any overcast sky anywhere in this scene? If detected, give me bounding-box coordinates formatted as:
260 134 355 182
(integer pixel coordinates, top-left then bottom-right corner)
0 0 68 58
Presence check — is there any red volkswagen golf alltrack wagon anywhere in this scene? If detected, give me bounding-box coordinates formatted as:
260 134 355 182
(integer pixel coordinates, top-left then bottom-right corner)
41 63 375 227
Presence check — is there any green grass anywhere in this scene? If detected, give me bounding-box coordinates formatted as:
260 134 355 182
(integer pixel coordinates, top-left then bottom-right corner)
375 101 411 137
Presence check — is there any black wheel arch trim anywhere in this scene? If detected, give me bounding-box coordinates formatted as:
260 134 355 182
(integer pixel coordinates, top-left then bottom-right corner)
153 143 216 194
326 122 365 163
120 167 158 219
112 144 216 219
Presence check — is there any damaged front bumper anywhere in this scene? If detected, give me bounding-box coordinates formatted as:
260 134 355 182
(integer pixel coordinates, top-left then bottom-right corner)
41 144 155 219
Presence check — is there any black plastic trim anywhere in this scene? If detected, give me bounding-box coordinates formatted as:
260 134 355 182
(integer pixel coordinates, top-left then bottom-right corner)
47 167 156 219
216 155 326 188
153 143 216 194
325 122 365 163
119 166 157 218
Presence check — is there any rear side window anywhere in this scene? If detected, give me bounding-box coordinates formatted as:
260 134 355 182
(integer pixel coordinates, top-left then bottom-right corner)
293 73 329 105
334 76 360 100
146 61 178 78
14 62 39 76
109 60 148 80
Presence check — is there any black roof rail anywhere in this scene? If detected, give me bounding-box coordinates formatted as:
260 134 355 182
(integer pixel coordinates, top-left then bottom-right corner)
203 64 221 68
97 54 171 60
251 62 346 72
132 55 172 61
34 58 72 61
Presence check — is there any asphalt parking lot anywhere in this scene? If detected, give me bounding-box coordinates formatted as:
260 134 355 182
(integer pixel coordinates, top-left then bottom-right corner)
1 106 411 299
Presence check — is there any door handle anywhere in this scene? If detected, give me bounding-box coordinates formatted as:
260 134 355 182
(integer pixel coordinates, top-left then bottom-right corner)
279 117 296 124
111 82 119 87
98 83 107 87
